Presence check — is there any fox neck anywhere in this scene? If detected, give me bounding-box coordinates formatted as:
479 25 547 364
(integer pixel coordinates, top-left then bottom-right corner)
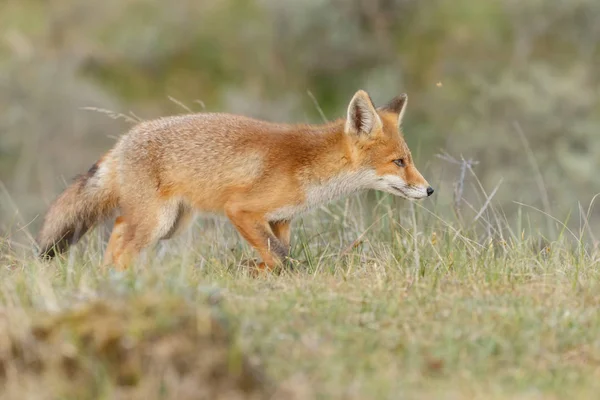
302 168 377 206
296 119 361 179
266 121 375 222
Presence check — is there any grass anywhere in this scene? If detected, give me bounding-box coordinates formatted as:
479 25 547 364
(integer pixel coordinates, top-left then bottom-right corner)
1 184 600 399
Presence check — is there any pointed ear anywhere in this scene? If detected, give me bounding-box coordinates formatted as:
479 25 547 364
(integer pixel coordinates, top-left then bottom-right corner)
378 93 408 126
345 90 382 136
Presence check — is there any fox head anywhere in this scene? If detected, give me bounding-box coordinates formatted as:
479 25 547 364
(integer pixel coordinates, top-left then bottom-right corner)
344 90 434 200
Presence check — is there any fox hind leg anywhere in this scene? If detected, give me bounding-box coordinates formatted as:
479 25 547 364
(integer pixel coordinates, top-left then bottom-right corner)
269 220 291 251
107 199 184 271
159 203 194 240
103 216 126 267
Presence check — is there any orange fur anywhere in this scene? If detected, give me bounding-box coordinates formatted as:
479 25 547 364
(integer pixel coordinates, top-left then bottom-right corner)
103 216 125 268
37 90 434 271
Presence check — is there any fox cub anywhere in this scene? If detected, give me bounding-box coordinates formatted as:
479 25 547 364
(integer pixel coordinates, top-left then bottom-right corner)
38 90 434 271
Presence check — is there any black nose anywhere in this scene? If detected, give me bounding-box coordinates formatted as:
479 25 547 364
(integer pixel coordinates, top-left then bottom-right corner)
426 186 434 196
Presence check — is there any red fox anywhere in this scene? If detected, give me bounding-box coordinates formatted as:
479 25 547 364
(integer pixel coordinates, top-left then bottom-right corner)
37 90 434 271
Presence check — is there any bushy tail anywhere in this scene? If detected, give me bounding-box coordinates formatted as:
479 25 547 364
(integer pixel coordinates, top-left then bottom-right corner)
38 155 119 259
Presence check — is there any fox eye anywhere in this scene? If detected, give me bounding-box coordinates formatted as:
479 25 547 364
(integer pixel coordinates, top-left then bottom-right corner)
393 158 405 167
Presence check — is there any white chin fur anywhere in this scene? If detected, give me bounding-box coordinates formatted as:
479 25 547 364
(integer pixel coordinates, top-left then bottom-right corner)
398 187 429 200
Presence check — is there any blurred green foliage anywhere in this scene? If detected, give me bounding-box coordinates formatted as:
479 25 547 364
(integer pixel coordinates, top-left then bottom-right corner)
1 0 599 235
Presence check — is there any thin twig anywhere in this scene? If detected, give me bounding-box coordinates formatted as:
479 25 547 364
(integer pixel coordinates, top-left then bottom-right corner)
307 90 328 123
80 107 142 124
168 96 193 113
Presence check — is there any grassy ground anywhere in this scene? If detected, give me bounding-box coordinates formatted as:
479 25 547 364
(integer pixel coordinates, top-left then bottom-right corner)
1 190 600 399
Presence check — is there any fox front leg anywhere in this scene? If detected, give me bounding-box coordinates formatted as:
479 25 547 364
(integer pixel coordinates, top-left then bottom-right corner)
225 207 288 272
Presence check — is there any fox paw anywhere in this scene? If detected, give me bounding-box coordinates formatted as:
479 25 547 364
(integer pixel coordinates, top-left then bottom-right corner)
238 259 272 276
238 258 259 269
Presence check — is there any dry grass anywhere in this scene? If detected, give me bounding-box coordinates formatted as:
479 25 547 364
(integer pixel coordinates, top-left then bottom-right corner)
2 181 600 399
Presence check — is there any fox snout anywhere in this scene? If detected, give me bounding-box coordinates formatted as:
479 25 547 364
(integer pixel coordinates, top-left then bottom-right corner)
384 167 434 200
389 168 434 200
402 165 434 200
373 174 434 200
399 183 434 200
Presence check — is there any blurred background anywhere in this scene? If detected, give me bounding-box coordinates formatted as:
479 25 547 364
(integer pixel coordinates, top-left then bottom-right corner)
1 0 599 243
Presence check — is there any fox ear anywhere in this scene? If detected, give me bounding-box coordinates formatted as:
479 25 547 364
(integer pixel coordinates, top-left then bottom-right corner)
379 93 408 127
345 90 382 136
